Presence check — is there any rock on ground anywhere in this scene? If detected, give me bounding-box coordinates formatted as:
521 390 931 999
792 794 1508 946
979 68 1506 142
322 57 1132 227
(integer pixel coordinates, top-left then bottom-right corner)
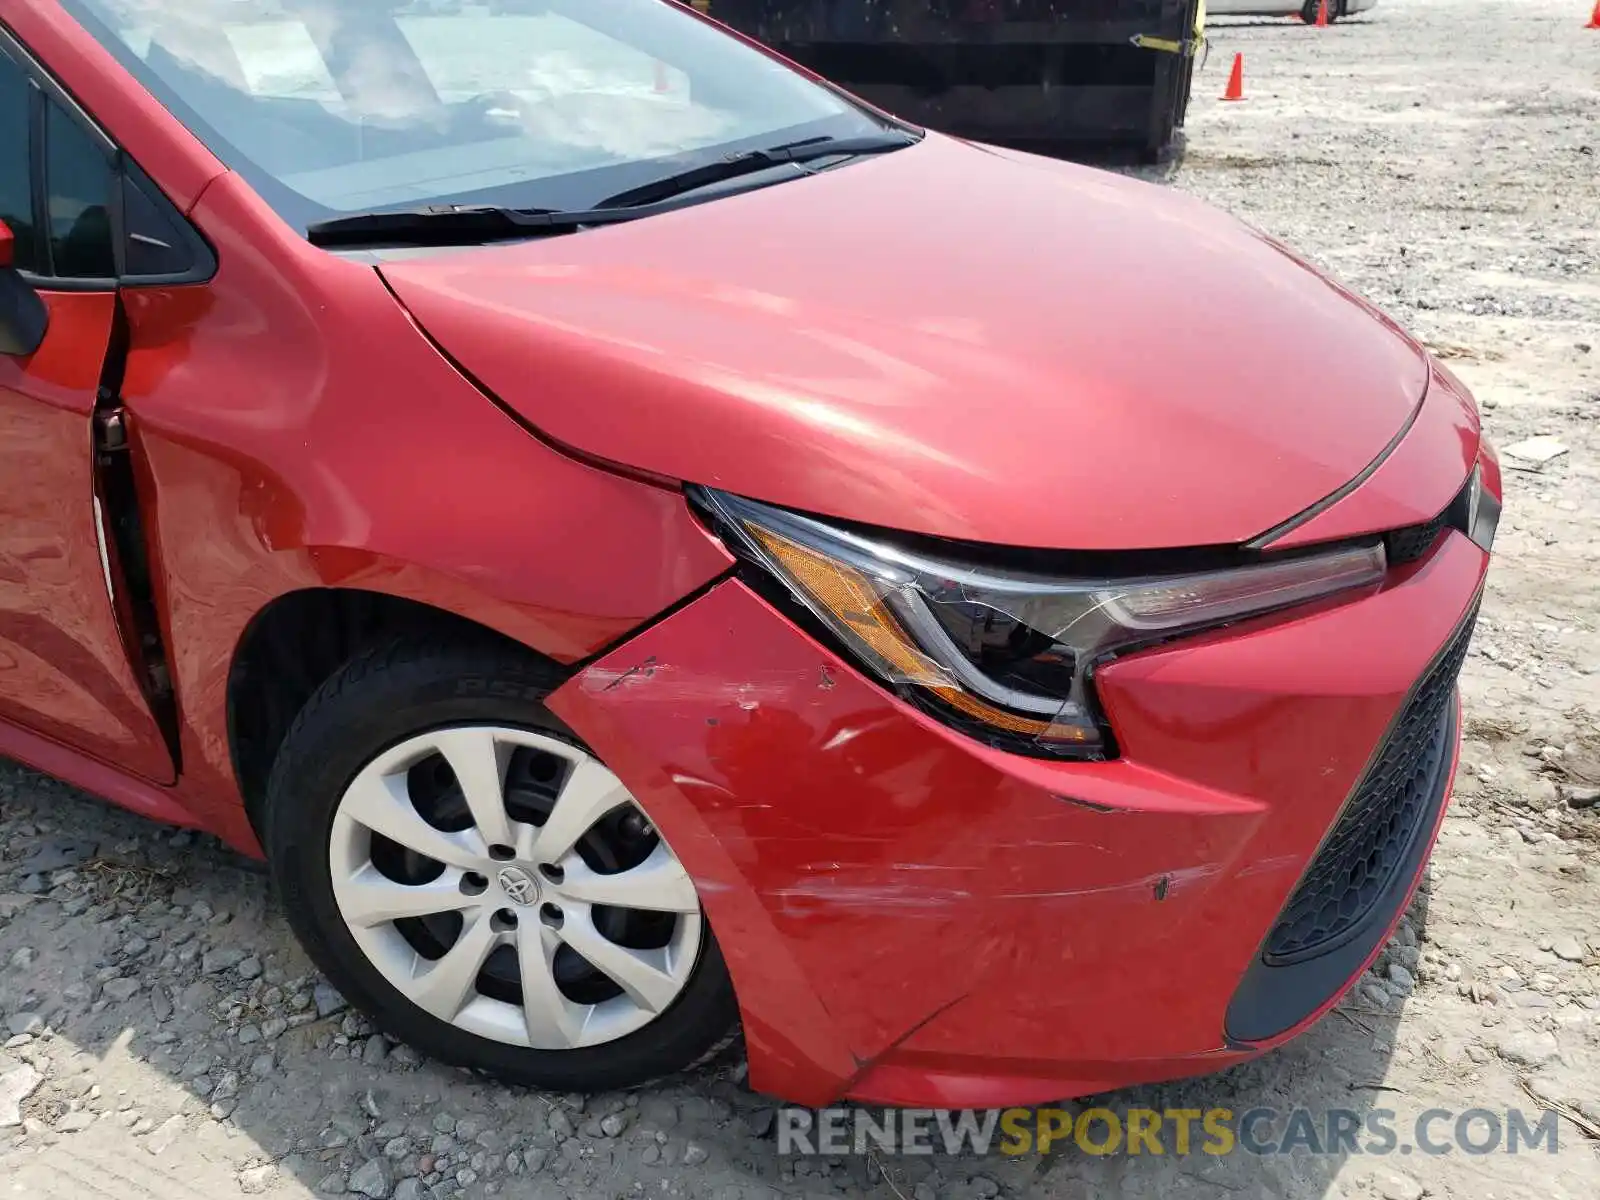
0 1065 41 1129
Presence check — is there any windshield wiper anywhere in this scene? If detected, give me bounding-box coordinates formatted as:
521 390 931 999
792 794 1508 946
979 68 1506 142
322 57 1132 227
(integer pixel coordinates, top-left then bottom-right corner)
305 132 919 249
593 132 920 209
306 204 643 249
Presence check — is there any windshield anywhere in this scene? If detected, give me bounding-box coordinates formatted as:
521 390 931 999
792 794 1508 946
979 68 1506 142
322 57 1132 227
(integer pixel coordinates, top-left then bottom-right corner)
61 0 896 232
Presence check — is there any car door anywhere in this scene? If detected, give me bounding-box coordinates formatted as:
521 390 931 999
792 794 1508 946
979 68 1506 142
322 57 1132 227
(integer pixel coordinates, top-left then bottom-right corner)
0 29 210 785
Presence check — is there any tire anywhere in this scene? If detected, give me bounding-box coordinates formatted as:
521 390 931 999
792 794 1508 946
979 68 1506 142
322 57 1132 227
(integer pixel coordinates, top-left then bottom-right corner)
1300 0 1338 21
263 636 740 1092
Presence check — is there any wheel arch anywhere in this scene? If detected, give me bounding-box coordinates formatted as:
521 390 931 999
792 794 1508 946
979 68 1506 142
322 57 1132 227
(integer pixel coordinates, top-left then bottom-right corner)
226 586 567 838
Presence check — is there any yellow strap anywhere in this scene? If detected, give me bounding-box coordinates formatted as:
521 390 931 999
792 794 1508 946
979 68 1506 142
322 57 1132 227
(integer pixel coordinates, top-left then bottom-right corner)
1131 34 1185 54
1134 2 1208 55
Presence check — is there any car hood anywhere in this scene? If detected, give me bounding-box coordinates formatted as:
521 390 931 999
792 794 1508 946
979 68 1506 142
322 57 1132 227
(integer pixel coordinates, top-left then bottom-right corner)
380 134 1429 550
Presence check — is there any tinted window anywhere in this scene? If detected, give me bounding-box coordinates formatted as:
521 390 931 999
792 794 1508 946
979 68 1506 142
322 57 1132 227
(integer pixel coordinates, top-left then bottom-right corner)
44 103 116 278
123 163 209 278
0 48 40 273
60 0 894 232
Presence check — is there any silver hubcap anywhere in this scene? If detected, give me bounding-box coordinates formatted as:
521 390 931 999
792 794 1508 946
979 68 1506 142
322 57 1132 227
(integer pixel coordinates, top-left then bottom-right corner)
328 726 702 1050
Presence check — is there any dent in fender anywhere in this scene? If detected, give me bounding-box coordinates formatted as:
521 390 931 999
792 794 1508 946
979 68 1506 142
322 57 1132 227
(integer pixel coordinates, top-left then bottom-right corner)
111 173 733 850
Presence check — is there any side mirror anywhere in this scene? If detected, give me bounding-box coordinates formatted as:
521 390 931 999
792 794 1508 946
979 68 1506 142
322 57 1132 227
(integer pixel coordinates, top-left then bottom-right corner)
0 219 49 357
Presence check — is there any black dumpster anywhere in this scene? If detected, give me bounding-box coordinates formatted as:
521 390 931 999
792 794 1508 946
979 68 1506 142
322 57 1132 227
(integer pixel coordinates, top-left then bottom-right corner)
693 0 1201 160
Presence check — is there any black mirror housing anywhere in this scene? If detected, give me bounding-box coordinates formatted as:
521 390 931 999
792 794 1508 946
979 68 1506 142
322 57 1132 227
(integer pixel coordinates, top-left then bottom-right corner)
0 268 48 357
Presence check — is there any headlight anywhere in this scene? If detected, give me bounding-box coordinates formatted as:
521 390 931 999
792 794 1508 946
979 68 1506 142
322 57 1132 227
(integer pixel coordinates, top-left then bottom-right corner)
696 489 1387 758
1465 462 1501 552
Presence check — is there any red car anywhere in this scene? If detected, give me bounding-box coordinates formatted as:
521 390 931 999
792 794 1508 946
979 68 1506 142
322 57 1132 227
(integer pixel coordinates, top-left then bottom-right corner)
1 0 1497 1108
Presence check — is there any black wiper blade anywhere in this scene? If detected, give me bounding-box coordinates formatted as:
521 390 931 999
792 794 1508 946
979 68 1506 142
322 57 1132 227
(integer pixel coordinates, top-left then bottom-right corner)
306 132 918 248
594 132 919 210
306 204 643 249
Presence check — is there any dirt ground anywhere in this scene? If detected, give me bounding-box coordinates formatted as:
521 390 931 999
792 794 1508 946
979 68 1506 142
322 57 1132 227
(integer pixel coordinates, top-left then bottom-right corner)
2 0 1598 1197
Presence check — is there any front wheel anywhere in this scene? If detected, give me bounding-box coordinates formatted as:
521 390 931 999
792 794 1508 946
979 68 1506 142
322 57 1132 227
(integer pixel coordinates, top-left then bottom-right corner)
1300 0 1340 21
263 638 739 1091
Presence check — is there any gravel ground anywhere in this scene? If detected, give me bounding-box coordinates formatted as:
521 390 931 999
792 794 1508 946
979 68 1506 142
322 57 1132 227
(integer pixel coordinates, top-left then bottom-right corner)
2 1 1598 1197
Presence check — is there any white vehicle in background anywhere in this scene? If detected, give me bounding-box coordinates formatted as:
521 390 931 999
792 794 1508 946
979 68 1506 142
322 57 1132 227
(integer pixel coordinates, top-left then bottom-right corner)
1208 0 1379 21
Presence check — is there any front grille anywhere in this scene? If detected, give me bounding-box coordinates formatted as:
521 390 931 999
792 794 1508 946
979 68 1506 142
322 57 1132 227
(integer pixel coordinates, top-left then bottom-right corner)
1384 514 1449 566
1263 604 1478 964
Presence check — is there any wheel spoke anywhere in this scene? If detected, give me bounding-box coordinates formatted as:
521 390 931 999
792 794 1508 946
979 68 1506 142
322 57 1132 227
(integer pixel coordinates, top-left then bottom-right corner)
335 864 478 928
533 758 631 863
558 844 699 914
516 923 585 1049
558 908 680 1012
513 821 539 863
405 911 500 1022
341 771 486 870
433 728 514 848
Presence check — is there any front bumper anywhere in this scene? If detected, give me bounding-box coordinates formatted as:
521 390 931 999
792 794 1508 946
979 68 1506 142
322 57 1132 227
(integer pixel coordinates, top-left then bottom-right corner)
549 530 1488 1108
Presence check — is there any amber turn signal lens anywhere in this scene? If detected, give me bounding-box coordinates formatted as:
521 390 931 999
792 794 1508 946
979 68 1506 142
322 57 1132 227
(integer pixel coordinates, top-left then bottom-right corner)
747 523 1089 743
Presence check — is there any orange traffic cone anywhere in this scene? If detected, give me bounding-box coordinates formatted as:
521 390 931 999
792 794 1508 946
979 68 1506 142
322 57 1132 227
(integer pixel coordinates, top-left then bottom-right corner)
1588 0 1600 28
1221 53 1244 101
1316 0 1329 27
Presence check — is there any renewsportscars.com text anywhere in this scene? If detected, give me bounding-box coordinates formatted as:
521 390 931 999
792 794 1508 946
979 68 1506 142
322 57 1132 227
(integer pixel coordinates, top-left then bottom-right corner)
777 1106 1562 1157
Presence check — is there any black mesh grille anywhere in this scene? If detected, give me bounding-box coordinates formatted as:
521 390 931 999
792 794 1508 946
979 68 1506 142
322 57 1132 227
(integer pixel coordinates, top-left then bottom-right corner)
1384 514 1449 566
1263 605 1478 964
1383 469 1481 566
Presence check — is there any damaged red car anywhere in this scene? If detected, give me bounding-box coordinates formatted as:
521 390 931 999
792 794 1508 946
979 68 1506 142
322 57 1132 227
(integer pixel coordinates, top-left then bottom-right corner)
0 0 1498 1107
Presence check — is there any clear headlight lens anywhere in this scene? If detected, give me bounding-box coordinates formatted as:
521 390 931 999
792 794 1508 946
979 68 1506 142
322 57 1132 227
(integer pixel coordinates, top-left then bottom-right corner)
698 489 1388 758
1464 462 1501 552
